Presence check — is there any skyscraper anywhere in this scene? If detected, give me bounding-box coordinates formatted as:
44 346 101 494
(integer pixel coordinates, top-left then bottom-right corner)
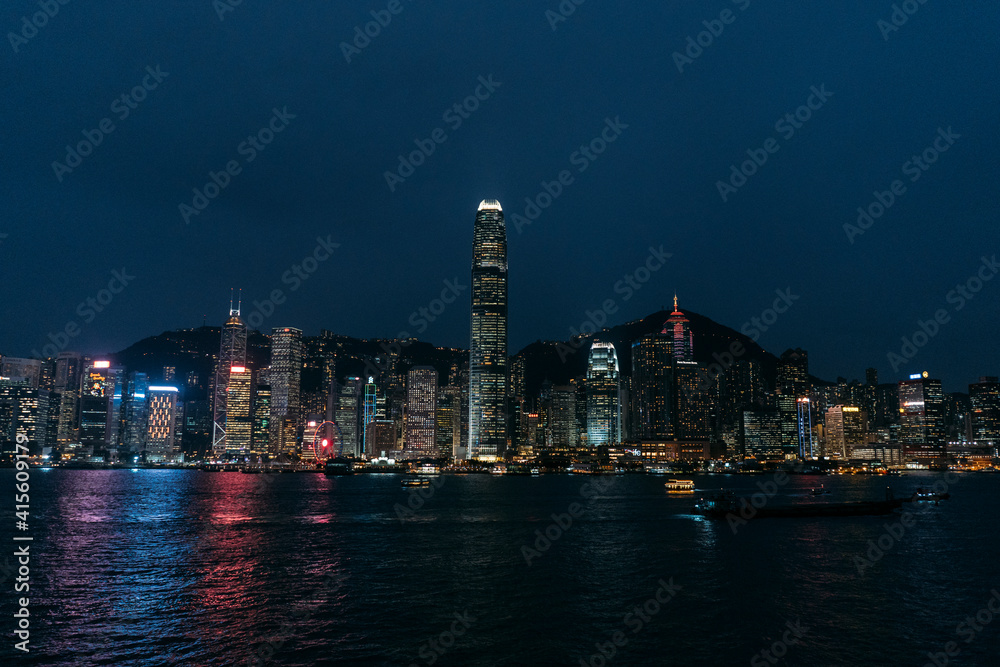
269 327 303 455
665 295 693 362
362 376 377 455
226 366 253 456
469 199 508 462
825 405 867 458
211 296 247 457
145 386 179 462
969 376 1000 451
405 366 438 456
898 372 945 459
586 342 621 447
630 332 674 440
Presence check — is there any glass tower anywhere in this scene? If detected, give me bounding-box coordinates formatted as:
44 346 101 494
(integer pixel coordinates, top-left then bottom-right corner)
586 342 620 447
469 199 508 462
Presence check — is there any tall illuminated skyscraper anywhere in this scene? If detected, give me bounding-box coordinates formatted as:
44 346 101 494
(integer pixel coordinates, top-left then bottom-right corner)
226 366 253 456
586 342 620 447
212 294 247 457
269 327 303 455
665 295 693 362
469 199 507 462
898 372 945 459
362 376 377 455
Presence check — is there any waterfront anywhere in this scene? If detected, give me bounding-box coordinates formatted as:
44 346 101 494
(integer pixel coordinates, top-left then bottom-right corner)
3 470 999 666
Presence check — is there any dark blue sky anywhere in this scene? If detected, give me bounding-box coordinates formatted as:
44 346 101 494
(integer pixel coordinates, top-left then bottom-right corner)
2 1 998 392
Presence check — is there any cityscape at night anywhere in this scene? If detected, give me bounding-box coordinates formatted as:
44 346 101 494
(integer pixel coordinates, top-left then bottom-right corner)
3 1 999 665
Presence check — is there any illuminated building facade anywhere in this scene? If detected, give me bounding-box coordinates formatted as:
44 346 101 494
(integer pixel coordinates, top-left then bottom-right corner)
405 366 438 456
212 297 247 457
362 376 378 455
740 408 783 460
825 405 867 458
969 376 1000 451
665 295 693 362
145 386 179 462
469 199 508 462
898 372 945 459
269 327 303 455
226 366 253 457
586 342 620 447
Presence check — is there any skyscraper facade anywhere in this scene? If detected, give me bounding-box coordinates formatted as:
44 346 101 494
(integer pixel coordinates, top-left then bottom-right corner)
630 332 674 440
226 366 253 456
665 296 693 362
212 299 247 457
969 376 1000 451
269 327 303 455
469 199 508 462
898 372 945 459
586 342 621 447
145 386 179 462
405 366 438 456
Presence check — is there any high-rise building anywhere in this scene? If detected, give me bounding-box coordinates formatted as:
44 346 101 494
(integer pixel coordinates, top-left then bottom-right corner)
665 295 693 363
405 366 438 456
969 377 1000 451
469 199 508 462
673 360 712 441
586 342 621 447
145 386 179 462
212 297 247 457
79 360 124 456
549 385 579 449
825 405 867 458
122 372 150 455
226 366 254 457
436 385 459 459
797 398 814 458
630 332 674 440
740 408 783 460
777 349 810 398
269 327 303 454
54 352 82 392
335 376 362 457
898 372 945 459
0 377 50 456
252 381 271 458
362 376 378 456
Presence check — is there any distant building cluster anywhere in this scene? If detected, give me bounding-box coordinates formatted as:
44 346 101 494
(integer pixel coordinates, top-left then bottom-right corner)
2 201 998 467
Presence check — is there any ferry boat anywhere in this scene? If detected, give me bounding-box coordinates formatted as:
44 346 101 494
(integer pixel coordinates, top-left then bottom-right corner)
664 479 695 492
401 476 431 487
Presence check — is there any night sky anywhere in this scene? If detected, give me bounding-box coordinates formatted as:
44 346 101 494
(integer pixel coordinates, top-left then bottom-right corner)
2 1 998 391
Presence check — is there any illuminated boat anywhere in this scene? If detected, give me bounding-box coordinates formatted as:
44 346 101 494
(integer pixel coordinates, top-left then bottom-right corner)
664 479 695 492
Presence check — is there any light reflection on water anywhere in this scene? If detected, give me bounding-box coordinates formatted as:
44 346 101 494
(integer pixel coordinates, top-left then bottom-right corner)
3 469 999 666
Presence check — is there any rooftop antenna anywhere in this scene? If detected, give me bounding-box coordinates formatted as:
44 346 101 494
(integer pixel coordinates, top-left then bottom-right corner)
673 293 679 311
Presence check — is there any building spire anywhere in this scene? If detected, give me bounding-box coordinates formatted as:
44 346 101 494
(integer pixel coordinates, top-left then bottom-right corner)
673 293 678 312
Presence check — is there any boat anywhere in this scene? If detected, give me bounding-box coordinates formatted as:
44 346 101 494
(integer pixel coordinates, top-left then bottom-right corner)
907 487 950 502
323 458 354 476
401 476 431 487
693 488 903 519
810 485 831 496
664 479 695 492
